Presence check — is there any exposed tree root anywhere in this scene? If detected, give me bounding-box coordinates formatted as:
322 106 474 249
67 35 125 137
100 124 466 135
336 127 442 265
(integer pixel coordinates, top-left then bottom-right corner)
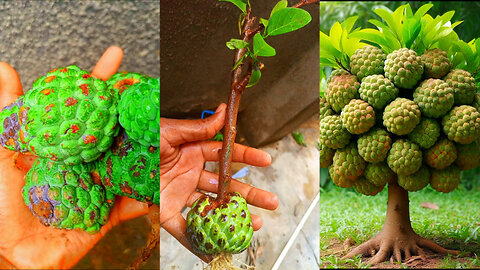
129 204 160 269
341 181 460 265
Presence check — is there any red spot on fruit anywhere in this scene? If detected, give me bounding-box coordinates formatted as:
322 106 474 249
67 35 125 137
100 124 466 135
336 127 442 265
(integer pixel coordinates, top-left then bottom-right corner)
6 138 15 147
82 74 91 79
41 88 54 95
80 84 90 96
83 135 97 144
113 78 140 95
71 124 79 133
30 146 37 154
48 68 58 73
45 76 56 83
44 132 52 140
50 154 58 161
64 97 78 106
59 68 68 72
99 96 106 100
45 104 55 113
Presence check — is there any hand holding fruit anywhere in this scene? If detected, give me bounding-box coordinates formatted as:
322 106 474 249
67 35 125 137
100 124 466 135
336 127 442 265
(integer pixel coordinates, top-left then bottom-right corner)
160 107 279 261
0 47 149 269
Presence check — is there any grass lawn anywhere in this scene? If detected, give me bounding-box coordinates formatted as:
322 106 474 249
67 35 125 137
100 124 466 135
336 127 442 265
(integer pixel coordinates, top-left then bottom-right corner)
320 181 480 268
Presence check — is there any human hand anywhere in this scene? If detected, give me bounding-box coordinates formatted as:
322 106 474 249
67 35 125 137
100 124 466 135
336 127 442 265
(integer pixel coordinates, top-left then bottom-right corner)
0 46 149 269
160 104 279 261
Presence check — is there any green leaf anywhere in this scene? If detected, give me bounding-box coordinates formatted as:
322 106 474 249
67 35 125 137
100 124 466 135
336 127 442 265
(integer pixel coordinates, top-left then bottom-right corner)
414 4 433 19
260 18 269 28
402 18 421 49
226 39 249 50
247 64 261 87
266 7 311 37
232 53 247 70
253 33 276 57
291 131 307 147
341 16 358 33
219 0 247 13
329 22 343 52
270 0 288 18
439 10 455 24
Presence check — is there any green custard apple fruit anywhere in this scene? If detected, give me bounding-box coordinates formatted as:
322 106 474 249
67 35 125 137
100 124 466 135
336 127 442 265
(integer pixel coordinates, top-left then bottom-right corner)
358 74 398 110
383 98 421 135
319 97 334 122
319 142 335 168
413 78 454 118
424 137 457 170
384 48 424 89
397 165 430 192
94 133 159 205
407 118 441 149
444 69 477 105
325 72 360 112
186 192 253 255
430 165 461 193
22 158 115 233
319 115 351 149
357 127 392 163
350 45 387 81
364 162 396 187
421 49 450 79
340 99 375 134
387 139 422 175
455 138 480 170
329 142 365 187
442 105 480 144
19 65 119 165
353 176 384 196
0 97 28 152
117 76 159 147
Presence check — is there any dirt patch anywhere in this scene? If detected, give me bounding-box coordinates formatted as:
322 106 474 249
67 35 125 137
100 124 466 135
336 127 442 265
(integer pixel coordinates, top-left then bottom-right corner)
321 238 478 269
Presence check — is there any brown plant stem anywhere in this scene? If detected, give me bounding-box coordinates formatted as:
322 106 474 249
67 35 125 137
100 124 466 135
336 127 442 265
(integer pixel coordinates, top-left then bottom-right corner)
217 9 255 202
293 0 319 8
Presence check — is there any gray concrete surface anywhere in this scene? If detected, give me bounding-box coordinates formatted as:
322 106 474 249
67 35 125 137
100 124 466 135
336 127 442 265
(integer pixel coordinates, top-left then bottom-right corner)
0 0 160 91
160 115 319 269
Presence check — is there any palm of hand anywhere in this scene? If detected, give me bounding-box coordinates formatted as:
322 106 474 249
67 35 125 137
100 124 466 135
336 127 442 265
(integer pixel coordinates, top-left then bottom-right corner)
0 47 148 269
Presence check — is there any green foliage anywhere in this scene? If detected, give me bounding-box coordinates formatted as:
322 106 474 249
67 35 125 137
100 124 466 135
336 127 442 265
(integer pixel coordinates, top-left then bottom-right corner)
291 131 307 147
221 0 312 87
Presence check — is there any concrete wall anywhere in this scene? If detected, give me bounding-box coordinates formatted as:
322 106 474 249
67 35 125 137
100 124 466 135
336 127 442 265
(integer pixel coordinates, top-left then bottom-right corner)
0 0 160 90
161 0 318 147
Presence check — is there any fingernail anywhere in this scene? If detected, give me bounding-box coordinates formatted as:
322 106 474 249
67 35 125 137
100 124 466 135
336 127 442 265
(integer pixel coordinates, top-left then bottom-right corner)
215 103 225 113
209 178 218 185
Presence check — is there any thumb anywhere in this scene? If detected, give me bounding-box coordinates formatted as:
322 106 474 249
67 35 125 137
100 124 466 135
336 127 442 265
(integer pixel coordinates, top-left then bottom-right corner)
0 62 23 109
160 103 226 146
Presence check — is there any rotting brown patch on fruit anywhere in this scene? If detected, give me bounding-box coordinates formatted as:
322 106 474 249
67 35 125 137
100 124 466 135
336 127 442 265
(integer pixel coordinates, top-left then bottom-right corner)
45 104 55 113
65 97 78 106
119 181 133 195
90 171 103 186
78 177 88 190
114 78 140 95
82 74 91 79
29 190 52 219
118 142 133 158
106 157 113 176
45 76 56 83
83 135 97 144
79 84 90 96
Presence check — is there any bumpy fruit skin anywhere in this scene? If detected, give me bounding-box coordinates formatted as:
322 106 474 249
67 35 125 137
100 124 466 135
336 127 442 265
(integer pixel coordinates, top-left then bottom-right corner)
413 79 454 118
358 74 398 109
319 143 335 168
444 69 477 105
21 66 119 165
397 165 430 192
442 105 480 144
387 139 422 175
357 128 392 163
22 158 115 233
0 97 28 152
424 138 457 170
329 142 365 188
95 135 159 205
455 138 480 170
421 49 450 79
383 98 421 135
319 115 351 149
407 118 440 149
430 165 461 193
319 98 334 122
107 71 148 98
341 99 375 134
118 77 160 147
350 46 387 81
353 176 384 196
325 73 360 112
364 162 396 187
473 93 480 112
186 192 253 255
384 48 423 89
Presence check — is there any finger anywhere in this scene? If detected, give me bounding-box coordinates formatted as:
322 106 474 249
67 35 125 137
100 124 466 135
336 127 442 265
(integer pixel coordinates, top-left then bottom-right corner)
161 212 213 263
115 197 149 222
198 170 279 210
195 141 272 167
91 46 124 81
0 62 23 109
161 103 226 146
186 191 262 231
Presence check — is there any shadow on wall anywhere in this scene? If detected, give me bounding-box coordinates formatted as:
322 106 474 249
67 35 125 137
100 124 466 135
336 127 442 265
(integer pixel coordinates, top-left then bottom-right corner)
0 0 160 90
160 0 319 147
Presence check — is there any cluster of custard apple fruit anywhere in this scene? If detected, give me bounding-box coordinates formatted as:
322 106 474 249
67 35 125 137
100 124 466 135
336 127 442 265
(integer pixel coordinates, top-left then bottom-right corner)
320 46 480 195
0 66 159 233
